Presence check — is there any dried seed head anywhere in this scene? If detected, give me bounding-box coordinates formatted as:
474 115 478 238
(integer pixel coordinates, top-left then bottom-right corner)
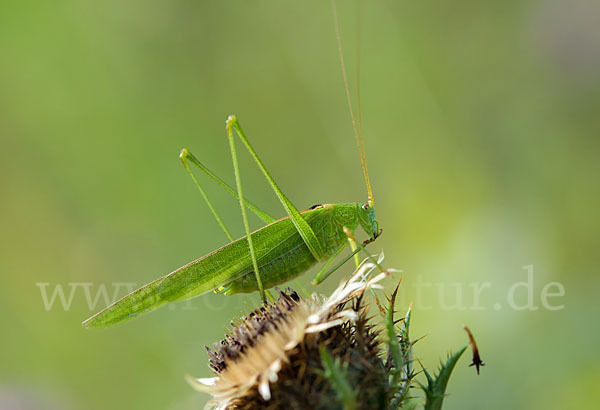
188 257 394 409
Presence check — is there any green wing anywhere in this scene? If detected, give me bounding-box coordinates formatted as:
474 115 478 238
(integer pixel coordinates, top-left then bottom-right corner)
82 207 332 329
157 207 334 301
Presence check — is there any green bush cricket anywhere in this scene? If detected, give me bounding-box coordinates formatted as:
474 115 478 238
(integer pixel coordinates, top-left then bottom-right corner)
82 0 379 329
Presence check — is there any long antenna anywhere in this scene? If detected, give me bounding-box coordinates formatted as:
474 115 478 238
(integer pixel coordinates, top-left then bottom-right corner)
332 0 374 208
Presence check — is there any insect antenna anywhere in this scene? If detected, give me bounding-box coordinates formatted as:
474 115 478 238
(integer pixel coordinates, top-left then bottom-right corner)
331 0 374 208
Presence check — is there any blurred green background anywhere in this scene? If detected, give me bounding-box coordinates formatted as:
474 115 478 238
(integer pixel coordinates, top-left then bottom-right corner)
1 0 599 409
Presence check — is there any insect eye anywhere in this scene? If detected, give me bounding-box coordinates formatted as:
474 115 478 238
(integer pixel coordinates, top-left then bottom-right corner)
362 204 369 210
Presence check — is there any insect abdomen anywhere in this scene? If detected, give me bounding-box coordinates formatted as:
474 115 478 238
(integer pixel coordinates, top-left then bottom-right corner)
224 241 318 294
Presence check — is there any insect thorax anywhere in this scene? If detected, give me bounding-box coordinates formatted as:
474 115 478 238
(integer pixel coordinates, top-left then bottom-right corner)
329 203 362 234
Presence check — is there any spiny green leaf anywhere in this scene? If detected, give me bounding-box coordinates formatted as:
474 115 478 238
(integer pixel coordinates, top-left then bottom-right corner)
420 345 468 410
388 290 417 409
398 304 415 386
386 284 404 388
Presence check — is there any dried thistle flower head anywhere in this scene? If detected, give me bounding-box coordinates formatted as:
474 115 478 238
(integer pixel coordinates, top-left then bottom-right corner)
188 257 391 409
188 255 482 410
